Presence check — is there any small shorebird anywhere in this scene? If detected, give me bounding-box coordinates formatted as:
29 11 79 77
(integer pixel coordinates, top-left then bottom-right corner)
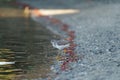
51 39 70 50
0 62 15 65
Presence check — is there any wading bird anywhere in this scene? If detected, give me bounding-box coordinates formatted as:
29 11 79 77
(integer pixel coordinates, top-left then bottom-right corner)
51 39 70 50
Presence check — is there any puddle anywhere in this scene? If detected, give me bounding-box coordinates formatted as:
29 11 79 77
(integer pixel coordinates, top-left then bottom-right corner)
0 17 58 80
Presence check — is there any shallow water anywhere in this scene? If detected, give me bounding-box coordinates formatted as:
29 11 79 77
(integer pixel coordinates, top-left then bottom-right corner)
0 17 57 80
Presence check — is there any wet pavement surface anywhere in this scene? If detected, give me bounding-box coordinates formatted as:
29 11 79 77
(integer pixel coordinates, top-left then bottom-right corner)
17 0 120 80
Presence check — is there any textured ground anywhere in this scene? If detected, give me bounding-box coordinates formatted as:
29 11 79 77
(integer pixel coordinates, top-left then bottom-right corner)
18 0 120 80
